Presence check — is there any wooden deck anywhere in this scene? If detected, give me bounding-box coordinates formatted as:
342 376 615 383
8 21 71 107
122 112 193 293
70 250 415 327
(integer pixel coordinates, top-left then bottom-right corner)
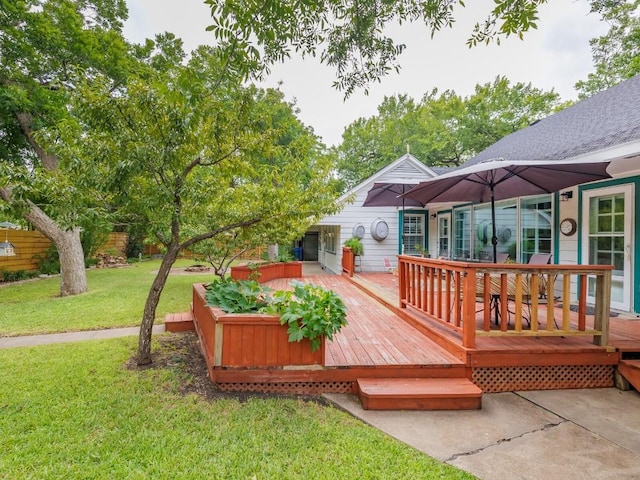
188 268 640 403
266 276 463 369
348 271 640 392
351 271 640 355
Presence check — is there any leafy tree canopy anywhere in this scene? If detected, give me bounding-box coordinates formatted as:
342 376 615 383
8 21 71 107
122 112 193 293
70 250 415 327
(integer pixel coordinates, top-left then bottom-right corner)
335 76 561 190
576 0 640 97
205 0 549 96
0 0 134 295
52 45 342 363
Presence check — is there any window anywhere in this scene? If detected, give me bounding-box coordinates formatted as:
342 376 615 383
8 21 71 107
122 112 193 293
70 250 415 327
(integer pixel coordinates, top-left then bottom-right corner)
453 208 471 260
438 214 451 258
403 214 425 255
325 226 338 254
520 196 552 263
471 201 516 261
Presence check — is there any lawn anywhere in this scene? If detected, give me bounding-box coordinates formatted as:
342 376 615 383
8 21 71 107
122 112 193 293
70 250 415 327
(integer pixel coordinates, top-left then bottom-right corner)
0 337 476 479
0 259 213 336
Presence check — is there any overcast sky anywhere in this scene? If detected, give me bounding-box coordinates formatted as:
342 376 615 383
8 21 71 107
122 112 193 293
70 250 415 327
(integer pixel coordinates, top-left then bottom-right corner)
123 1 607 147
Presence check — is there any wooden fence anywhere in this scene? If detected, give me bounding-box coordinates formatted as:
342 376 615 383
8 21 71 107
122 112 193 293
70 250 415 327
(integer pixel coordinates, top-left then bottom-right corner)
0 230 51 272
0 231 128 272
1 229 271 273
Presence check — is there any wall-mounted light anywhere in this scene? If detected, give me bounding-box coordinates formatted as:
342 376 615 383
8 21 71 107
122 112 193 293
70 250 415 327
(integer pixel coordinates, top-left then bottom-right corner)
560 191 573 201
430 213 437 219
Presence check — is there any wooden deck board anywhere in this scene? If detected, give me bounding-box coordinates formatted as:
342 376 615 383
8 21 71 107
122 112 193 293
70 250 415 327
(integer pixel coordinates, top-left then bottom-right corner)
265 275 464 368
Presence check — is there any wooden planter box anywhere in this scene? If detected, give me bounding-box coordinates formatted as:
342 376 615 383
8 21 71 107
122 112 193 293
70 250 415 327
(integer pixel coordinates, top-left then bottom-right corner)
230 261 302 283
192 284 324 369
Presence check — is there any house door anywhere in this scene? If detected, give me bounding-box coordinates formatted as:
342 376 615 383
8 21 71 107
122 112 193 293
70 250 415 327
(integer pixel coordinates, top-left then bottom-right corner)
438 213 451 258
302 232 319 261
581 184 634 311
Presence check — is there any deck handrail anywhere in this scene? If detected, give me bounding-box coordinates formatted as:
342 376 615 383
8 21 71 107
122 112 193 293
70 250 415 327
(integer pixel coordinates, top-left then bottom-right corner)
397 255 613 349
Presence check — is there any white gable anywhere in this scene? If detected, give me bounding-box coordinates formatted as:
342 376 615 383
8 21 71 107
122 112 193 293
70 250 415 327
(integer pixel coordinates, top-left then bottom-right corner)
316 153 436 274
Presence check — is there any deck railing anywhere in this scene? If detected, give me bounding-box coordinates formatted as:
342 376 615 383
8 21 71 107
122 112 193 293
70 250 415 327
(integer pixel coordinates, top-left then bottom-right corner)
397 255 613 349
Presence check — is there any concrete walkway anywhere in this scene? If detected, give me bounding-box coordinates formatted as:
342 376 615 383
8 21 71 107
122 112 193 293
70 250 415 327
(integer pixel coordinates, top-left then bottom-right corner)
0 325 165 348
325 389 640 479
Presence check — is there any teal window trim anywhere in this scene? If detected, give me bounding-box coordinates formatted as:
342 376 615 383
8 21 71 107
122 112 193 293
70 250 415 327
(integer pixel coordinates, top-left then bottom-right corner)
553 192 560 265
399 210 428 255
578 175 640 313
398 210 403 255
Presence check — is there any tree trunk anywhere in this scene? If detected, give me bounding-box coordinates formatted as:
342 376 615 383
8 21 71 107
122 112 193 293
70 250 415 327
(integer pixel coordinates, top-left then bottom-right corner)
22 200 88 296
57 228 88 296
137 245 180 365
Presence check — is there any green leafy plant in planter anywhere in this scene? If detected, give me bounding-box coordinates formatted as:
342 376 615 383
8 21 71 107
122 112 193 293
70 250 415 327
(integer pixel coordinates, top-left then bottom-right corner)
205 277 272 313
263 280 348 352
343 237 363 256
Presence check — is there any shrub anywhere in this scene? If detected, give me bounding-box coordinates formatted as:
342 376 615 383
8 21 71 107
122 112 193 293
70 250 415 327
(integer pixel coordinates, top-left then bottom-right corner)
0 269 39 283
37 246 61 275
205 277 272 313
264 280 348 352
125 232 145 259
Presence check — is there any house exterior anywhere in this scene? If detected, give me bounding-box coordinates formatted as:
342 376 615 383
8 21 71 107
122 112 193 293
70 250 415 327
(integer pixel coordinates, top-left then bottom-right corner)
310 154 440 273
426 73 640 315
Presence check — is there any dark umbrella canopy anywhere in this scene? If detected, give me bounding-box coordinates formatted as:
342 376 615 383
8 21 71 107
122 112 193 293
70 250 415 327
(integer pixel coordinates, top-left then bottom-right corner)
402 159 612 262
363 182 424 207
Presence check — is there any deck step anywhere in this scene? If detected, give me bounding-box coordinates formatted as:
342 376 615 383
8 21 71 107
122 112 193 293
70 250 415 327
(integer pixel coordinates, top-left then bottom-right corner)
357 377 482 411
165 311 195 333
618 360 640 392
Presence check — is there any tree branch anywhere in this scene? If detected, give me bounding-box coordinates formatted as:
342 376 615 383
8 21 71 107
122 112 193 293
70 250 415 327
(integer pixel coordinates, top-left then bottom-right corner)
14 112 59 170
180 217 263 251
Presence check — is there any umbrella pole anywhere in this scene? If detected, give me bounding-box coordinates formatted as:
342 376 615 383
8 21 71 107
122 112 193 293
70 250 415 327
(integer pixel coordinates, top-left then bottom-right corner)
490 186 498 263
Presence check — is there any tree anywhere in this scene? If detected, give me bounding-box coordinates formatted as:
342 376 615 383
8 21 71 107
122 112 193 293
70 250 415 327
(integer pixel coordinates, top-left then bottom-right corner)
0 0 131 295
576 0 640 97
336 95 421 189
335 77 561 189
55 47 341 364
206 0 549 96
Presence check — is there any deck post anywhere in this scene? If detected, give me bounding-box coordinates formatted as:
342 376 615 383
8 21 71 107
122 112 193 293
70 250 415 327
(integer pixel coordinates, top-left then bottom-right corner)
462 268 476 349
398 257 407 309
593 270 612 346
213 323 224 366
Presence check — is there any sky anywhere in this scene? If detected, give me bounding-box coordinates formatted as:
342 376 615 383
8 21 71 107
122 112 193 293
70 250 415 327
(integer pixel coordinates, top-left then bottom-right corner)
122 1 608 148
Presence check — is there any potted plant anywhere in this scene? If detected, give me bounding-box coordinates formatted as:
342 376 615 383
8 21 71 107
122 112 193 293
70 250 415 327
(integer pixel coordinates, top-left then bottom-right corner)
343 237 363 257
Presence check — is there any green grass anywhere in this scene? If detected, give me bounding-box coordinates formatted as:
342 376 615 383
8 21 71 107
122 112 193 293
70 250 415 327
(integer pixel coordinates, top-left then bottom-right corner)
0 338 475 479
0 259 213 336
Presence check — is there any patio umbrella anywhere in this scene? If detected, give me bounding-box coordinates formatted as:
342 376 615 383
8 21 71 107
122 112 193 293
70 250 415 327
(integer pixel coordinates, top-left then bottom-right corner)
402 158 612 263
362 182 424 208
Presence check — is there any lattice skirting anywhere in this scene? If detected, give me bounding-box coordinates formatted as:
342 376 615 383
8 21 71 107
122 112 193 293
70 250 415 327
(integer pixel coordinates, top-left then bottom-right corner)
473 365 615 393
217 381 353 395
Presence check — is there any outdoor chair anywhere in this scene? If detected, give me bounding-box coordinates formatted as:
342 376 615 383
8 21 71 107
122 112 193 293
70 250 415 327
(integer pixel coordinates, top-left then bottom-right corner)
527 253 553 299
383 258 397 275
495 252 509 263
524 253 559 329
475 271 531 326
